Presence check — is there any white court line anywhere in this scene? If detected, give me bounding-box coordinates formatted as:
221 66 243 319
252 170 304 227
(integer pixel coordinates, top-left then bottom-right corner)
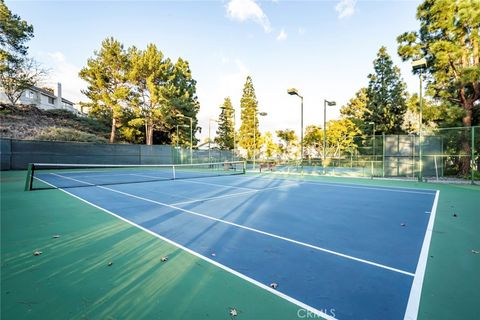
404 190 440 320
243 174 437 195
174 178 257 191
50 172 414 277
131 173 257 191
170 183 300 206
34 176 337 320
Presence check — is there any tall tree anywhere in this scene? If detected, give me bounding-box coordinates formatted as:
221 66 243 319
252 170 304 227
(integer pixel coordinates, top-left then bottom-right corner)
365 47 408 134
397 0 480 175
164 58 200 146
0 0 33 63
397 0 480 127
340 88 370 132
128 44 173 145
0 1 45 105
238 76 261 159
79 37 130 143
215 97 235 150
276 129 299 160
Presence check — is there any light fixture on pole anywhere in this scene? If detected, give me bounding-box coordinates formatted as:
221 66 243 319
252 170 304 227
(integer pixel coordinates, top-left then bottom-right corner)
176 114 194 164
253 111 267 170
287 88 304 165
412 57 427 182
323 99 336 173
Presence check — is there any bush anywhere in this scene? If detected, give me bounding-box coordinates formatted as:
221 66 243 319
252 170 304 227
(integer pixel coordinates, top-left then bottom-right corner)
34 127 109 143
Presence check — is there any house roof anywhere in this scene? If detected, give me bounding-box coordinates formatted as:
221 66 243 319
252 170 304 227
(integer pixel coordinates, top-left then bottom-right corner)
30 86 74 105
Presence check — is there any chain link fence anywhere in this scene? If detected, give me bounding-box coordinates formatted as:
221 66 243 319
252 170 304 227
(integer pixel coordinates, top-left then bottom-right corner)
256 126 479 184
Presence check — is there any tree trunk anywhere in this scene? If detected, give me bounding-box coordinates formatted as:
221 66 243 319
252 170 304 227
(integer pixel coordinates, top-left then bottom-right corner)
459 103 473 176
146 122 153 145
110 117 116 144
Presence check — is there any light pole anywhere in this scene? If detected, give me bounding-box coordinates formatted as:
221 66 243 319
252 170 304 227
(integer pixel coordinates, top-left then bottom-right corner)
253 111 267 170
176 124 189 147
176 114 194 164
323 99 336 172
232 108 236 160
287 88 304 164
412 58 427 182
368 121 376 177
369 121 376 159
209 119 218 162
176 124 189 164
220 105 237 160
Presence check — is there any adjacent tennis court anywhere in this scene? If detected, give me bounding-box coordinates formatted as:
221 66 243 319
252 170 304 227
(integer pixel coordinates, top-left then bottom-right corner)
24 162 439 319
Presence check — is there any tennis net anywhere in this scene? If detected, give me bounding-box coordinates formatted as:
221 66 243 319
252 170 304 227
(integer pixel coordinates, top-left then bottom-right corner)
25 161 246 190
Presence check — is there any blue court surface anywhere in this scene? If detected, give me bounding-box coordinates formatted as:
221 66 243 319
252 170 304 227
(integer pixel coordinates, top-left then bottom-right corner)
34 171 438 320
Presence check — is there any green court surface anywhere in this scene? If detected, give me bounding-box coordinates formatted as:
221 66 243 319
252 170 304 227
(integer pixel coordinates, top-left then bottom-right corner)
1 170 479 319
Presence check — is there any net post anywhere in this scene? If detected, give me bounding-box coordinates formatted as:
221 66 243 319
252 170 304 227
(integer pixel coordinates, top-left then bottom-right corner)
24 163 34 191
172 165 176 180
243 161 246 174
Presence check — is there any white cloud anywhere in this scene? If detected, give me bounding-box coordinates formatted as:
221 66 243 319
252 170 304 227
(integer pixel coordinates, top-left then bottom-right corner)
335 0 357 19
226 0 272 32
298 27 306 35
36 51 87 103
276 28 287 41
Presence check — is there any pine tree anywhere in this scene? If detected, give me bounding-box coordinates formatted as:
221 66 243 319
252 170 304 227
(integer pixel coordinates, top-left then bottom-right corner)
164 58 200 146
365 47 408 134
340 88 370 133
79 37 130 143
0 1 45 105
128 43 173 145
215 97 235 150
238 76 261 159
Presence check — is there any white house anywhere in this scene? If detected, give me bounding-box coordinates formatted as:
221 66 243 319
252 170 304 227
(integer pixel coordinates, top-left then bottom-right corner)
0 82 81 114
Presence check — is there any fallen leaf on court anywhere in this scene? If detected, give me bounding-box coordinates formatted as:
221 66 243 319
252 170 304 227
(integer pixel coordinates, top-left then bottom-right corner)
270 282 278 289
472 250 479 254
52 235 61 238
161 256 168 262
33 251 42 256
108 261 113 266
229 307 238 317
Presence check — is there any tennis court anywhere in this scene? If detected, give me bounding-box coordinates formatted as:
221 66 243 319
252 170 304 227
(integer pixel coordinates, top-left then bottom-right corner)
24 162 439 319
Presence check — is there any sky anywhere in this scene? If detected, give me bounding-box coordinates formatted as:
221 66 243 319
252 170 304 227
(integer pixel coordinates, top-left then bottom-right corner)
7 0 422 142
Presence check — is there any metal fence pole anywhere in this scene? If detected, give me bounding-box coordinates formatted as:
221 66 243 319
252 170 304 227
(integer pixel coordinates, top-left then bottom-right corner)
472 127 475 185
382 132 385 177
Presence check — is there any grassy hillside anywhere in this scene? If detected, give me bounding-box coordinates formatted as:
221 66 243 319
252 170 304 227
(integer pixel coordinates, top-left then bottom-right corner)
0 103 110 143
